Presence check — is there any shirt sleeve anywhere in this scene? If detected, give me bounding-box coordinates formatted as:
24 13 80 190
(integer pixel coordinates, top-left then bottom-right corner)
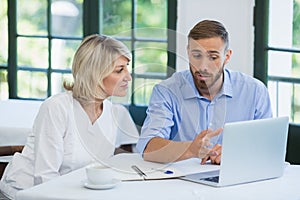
254 81 273 119
136 84 177 154
32 99 67 185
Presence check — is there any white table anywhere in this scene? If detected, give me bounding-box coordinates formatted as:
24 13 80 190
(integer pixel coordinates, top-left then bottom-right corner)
16 164 300 200
0 99 42 146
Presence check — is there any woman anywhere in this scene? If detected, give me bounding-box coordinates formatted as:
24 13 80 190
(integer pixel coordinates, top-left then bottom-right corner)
0 34 133 199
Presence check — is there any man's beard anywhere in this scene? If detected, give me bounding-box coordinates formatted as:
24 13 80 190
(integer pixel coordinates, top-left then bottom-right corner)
190 64 224 95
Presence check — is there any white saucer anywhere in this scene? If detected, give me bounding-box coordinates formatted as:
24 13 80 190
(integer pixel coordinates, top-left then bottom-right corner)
82 179 121 190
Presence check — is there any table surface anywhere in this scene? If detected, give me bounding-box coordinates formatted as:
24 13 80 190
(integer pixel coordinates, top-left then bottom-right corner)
0 99 42 146
15 163 300 200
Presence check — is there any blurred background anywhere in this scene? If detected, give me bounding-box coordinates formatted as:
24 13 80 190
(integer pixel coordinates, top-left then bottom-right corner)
0 0 300 129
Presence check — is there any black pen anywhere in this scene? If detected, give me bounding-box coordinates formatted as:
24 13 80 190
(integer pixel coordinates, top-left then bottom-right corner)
131 165 147 177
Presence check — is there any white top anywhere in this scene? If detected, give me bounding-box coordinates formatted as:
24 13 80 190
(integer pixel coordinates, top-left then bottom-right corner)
0 92 139 199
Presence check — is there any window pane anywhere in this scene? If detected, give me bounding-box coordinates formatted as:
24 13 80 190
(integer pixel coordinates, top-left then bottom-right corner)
268 81 300 123
18 37 48 69
51 72 72 95
268 0 293 48
51 0 83 37
133 78 161 105
0 70 8 100
293 0 300 49
17 0 47 35
51 39 81 70
17 71 47 98
268 51 300 78
135 27 167 40
268 0 300 49
293 84 300 123
101 0 131 36
135 42 167 74
292 53 300 78
268 51 293 77
0 0 8 65
136 0 167 39
268 81 291 118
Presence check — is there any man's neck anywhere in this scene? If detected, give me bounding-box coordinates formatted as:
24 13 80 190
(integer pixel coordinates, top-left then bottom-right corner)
199 76 224 101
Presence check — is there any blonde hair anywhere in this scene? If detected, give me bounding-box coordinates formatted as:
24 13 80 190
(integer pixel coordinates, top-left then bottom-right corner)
64 34 131 104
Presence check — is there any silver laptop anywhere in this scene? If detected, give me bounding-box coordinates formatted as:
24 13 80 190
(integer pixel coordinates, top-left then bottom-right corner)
180 117 289 187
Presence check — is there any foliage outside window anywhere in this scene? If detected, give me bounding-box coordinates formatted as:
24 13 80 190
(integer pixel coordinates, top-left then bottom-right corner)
0 0 173 108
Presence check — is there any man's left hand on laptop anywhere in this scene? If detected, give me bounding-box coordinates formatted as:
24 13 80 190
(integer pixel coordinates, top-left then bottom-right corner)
201 144 222 165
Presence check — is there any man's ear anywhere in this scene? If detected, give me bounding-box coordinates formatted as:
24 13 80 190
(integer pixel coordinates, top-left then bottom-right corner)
224 49 232 65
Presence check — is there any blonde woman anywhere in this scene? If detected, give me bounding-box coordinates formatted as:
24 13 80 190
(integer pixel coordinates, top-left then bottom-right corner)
0 34 133 199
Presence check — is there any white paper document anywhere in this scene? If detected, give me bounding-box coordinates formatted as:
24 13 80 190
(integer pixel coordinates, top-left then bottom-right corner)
101 153 220 181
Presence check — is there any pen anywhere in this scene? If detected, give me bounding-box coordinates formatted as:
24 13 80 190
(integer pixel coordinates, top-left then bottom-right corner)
131 165 147 177
151 168 174 174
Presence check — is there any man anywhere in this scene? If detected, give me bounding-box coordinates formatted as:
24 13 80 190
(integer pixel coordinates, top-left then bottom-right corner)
136 20 272 164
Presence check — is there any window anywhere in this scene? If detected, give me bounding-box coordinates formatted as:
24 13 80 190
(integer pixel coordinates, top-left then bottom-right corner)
254 0 300 124
255 0 300 164
0 0 8 99
0 0 177 111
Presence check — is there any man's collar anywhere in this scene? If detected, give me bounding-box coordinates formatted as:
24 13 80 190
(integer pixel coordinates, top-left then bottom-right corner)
220 68 233 98
182 68 233 100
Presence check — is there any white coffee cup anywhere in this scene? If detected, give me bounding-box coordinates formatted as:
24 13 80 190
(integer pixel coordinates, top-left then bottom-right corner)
86 163 116 185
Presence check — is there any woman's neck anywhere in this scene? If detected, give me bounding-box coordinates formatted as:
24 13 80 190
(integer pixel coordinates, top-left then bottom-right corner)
81 100 104 124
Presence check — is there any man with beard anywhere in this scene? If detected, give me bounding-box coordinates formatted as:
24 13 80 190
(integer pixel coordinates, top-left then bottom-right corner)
136 20 272 165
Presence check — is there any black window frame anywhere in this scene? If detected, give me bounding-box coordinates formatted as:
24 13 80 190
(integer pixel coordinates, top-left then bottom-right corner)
4 0 177 126
254 0 300 164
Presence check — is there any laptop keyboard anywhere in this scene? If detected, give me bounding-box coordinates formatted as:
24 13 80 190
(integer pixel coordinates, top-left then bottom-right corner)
201 176 219 183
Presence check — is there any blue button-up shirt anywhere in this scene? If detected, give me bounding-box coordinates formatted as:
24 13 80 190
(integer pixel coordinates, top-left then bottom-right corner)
136 69 273 153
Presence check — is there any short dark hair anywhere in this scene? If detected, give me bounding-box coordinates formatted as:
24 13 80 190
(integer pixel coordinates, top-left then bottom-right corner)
188 20 229 51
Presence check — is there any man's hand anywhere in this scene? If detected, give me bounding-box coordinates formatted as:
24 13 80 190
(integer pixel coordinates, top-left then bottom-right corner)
201 144 222 165
187 128 222 160
142 128 222 163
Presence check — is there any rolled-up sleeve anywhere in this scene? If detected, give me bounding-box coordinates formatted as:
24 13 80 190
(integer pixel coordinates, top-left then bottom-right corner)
136 85 176 153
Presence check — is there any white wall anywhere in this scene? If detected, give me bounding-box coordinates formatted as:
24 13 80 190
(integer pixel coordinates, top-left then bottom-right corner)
176 0 255 75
